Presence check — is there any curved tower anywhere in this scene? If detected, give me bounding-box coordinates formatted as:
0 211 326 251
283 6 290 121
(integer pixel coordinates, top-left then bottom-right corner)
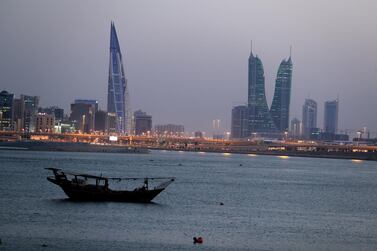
247 47 276 133
270 56 293 132
107 22 131 134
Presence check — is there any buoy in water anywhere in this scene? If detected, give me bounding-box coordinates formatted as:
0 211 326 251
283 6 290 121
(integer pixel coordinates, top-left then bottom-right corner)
193 236 203 244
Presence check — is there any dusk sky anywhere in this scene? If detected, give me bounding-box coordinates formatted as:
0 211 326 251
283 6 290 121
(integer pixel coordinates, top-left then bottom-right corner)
1 0 376 134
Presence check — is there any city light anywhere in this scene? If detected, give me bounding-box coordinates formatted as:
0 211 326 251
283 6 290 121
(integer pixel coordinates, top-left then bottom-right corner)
351 159 363 163
277 155 290 159
248 154 257 157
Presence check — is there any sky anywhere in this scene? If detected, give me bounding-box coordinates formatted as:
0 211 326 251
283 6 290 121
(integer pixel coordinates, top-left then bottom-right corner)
0 0 376 135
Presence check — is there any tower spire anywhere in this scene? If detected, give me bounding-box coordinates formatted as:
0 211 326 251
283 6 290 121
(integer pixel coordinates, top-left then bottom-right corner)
250 40 253 56
289 45 292 58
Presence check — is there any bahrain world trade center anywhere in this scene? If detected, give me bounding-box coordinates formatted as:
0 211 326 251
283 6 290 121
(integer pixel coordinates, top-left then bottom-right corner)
107 22 131 134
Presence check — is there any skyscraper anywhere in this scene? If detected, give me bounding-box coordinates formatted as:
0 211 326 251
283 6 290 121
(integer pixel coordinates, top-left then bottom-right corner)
0 90 14 131
247 46 276 133
324 99 339 134
107 22 131 135
302 99 317 138
21 95 39 133
134 110 152 136
231 105 250 139
290 118 302 139
270 56 293 132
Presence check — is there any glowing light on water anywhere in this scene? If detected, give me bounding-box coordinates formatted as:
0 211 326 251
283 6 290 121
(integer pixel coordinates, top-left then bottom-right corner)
222 153 231 156
198 152 206 155
351 159 363 163
248 154 257 157
277 155 290 159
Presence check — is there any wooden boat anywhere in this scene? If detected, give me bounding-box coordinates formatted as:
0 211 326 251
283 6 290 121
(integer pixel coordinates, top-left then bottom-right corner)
46 168 175 203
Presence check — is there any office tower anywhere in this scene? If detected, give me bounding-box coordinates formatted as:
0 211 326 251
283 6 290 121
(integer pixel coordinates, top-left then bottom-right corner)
107 22 131 134
270 55 293 132
231 105 250 139
95 110 107 132
302 99 317 138
247 46 276 133
12 98 23 132
21 95 39 132
0 90 14 131
35 113 55 133
70 102 96 133
154 124 184 136
290 118 302 139
74 100 98 112
324 99 339 134
134 110 152 136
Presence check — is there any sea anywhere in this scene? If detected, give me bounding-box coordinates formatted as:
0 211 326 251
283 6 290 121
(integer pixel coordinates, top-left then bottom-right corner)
0 150 377 251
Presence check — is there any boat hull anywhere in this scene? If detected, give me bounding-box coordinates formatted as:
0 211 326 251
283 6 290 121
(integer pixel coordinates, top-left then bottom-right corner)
47 177 165 203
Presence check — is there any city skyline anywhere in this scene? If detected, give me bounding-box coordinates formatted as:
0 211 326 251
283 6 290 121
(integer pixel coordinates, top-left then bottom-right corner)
1 0 377 134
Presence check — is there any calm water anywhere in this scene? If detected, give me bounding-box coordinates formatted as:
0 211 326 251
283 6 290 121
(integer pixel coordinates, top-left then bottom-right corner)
0 150 377 250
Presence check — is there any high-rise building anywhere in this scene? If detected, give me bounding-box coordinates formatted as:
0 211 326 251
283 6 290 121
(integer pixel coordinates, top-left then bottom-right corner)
13 98 24 132
0 90 14 131
70 102 96 133
247 47 276 133
95 110 107 132
21 95 39 133
107 22 131 135
270 56 293 132
74 100 98 112
302 99 317 138
231 105 250 139
290 118 302 139
324 99 339 134
134 110 152 136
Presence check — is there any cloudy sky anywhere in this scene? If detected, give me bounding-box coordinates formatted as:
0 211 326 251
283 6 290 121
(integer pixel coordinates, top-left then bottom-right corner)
0 0 376 134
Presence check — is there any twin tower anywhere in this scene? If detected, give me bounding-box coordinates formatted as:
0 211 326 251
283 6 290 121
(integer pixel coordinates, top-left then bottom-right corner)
232 46 293 138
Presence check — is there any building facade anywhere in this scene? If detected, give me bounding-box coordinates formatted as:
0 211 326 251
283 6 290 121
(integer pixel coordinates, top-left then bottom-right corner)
107 22 131 135
95 110 107 132
21 95 39 133
36 113 55 133
134 110 152 136
324 99 339 134
231 105 250 139
270 57 293 132
290 118 302 139
302 99 317 138
154 124 184 136
247 48 276 133
0 90 14 131
70 102 96 133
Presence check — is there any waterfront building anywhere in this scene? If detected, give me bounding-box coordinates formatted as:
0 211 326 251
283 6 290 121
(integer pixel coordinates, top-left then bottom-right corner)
194 131 204 138
270 56 293 132
107 22 131 134
302 99 317 138
12 98 23 132
231 105 250 139
290 118 302 139
134 110 152 136
154 124 184 136
324 99 339 134
38 106 64 122
95 110 107 132
36 113 55 133
247 46 276 133
21 95 39 133
70 102 96 133
74 99 98 112
0 90 14 131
